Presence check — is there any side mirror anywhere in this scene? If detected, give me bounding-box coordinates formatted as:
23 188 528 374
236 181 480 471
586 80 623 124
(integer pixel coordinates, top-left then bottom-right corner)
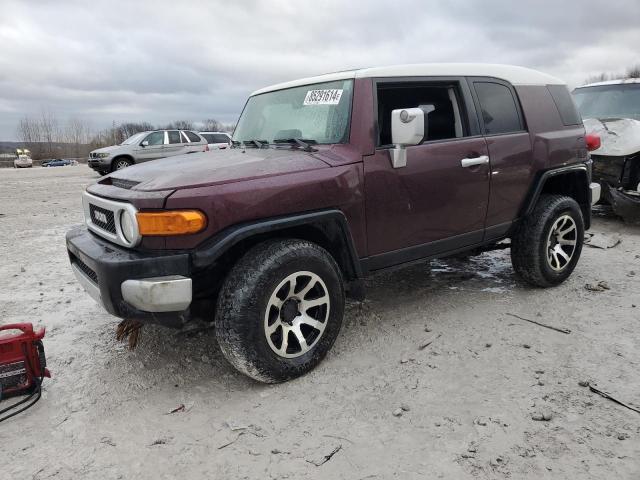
141 140 149 147
390 105 435 168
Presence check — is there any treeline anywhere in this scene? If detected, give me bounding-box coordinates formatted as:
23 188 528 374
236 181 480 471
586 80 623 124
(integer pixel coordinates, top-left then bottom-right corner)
15 113 234 160
584 64 640 85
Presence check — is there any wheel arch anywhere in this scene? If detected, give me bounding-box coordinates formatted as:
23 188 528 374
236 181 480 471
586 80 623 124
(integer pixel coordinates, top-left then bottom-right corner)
521 165 591 229
191 208 362 292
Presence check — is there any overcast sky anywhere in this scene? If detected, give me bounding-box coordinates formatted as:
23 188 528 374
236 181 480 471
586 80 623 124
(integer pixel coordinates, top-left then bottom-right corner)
1 0 639 140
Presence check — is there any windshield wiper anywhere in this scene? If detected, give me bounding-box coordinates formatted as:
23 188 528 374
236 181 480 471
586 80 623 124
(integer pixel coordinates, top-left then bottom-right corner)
273 138 318 152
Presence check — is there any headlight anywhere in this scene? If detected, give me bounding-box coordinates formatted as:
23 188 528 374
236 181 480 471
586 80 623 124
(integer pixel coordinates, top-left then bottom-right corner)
120 209 137 243
95 152 111 158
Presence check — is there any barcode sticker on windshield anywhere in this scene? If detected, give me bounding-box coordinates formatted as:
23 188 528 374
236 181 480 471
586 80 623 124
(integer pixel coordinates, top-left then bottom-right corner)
303 89 343 105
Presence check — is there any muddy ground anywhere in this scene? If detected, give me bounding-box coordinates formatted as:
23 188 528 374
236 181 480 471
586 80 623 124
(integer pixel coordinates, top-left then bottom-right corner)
1 167 639 479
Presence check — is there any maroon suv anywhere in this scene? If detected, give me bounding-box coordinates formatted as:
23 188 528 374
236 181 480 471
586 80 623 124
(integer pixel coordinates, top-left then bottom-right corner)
66 63 600 382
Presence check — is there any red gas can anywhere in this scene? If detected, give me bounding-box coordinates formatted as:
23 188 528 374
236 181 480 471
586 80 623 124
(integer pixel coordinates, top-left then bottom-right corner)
0 323 50 398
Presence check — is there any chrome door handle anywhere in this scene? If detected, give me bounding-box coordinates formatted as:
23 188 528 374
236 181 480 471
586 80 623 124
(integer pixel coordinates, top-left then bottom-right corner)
461 155 489 168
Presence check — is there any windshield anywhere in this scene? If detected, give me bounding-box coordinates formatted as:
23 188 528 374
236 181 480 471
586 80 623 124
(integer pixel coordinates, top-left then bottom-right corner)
121 132 146 145
573 83 640 120
233 79 353 145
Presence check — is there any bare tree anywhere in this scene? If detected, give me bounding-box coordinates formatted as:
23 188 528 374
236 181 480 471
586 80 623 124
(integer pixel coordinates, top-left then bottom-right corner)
201 118 223 131
39 109 61 158
163 120 194 130
584 72 611 85
65 117 90 158
626 65 640 79
16 116 43 158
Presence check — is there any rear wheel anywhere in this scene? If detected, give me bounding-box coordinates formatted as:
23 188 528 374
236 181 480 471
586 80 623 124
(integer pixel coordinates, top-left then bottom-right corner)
111 157 132 171
511 194 584 287
215 239 345 383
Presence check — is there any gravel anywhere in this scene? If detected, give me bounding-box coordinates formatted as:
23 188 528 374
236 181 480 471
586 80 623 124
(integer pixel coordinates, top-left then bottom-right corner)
1 167 639 479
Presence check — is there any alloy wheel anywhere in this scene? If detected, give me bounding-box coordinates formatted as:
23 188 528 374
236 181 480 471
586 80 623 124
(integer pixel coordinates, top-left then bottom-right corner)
546 214 577 271
264 271 330 358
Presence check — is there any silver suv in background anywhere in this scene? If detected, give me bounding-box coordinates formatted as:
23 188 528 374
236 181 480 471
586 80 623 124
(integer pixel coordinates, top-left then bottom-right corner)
88 130 208 175
199 131 232 149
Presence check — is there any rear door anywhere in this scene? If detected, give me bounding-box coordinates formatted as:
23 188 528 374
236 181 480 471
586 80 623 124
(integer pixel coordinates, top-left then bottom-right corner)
164 130 185 157
468 78 533 237
183 131 206 152
364 78 491 268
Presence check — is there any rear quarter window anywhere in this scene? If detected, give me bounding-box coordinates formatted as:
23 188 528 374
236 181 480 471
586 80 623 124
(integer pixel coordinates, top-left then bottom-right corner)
547 85 582 126
474 81 523 135
185 131 202 142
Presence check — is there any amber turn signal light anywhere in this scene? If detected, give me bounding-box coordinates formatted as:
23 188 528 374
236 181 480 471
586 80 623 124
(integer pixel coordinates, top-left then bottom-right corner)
136 210 207 236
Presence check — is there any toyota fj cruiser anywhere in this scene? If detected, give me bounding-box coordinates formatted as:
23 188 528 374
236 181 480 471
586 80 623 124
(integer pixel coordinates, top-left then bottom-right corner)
67 64 600 383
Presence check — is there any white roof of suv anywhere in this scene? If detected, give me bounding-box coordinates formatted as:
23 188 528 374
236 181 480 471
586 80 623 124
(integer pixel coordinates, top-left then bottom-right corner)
252 63 565 96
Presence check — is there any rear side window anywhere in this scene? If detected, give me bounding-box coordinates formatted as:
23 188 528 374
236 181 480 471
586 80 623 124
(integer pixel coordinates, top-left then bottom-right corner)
202 133 230 143
547 85 581 125
184 131 202 142
474 82 523 135
168 130 182 144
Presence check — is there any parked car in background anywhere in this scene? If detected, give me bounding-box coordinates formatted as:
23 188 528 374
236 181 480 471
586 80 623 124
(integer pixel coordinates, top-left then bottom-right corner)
13 149 33 168
68 63 599 383
573 79 640 222
87 130 208 175
199 131 232 149
43 158 78 167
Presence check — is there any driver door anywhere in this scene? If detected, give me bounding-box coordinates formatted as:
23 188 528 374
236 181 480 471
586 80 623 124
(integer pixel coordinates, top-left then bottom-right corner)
364 78 491 268
136 131 167 162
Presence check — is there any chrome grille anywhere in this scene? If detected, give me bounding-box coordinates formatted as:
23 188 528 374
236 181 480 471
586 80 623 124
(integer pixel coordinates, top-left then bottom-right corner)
89 204 116 234
82 191 141 248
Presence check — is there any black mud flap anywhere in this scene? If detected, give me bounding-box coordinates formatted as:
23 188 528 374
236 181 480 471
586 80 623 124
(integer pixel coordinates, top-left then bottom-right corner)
605 185 640 223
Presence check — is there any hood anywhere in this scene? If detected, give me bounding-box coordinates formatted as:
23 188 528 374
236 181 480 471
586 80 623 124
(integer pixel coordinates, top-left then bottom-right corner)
583 117 640 157
91 144 123 154
107 148 330 191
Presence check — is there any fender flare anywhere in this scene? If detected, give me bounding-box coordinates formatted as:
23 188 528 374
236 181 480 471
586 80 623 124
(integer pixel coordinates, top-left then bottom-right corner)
521 164 589 216
191 209 363 279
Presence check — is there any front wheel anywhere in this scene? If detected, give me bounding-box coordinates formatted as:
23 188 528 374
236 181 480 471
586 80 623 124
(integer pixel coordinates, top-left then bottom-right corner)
111 158 132 171
511 194 584 287
215 239 345 383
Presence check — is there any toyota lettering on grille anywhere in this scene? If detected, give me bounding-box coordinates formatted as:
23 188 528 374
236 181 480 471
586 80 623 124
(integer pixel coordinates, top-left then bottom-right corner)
93 210 108 224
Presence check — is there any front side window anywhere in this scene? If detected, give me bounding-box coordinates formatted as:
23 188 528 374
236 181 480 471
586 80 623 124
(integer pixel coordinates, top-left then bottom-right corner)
233 79 353 144
376 82 465 146
474 82 523 135
168 130 182 144
144 131 165 146
572 84 640 121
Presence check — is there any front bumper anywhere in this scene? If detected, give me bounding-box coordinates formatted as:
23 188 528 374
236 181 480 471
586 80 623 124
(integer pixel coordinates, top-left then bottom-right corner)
66 226 192 326
87 158 110 170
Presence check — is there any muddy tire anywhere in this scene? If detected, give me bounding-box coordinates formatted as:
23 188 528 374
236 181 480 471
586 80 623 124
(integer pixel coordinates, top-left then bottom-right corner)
215 239 345 383
511 194 584 287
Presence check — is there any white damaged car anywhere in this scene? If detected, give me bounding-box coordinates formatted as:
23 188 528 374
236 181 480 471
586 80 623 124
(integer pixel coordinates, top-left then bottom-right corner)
573 79 640 222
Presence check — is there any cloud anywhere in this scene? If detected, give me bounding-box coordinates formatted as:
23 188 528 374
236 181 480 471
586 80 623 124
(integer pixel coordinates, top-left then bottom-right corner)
0 0 638 139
